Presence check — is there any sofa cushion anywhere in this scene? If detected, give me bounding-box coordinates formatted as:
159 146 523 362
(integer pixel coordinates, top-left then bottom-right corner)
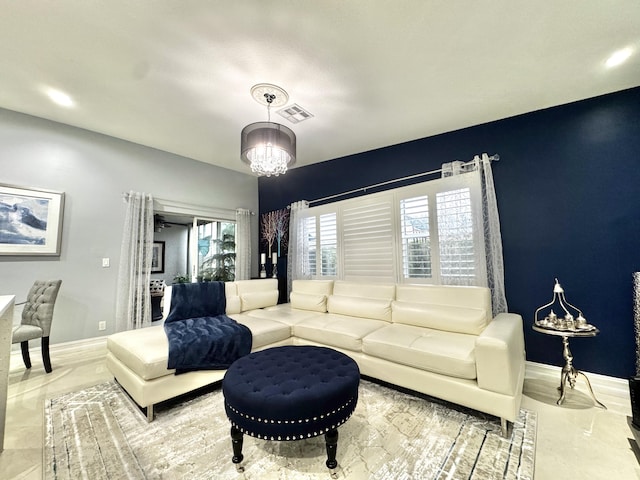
236 279 278 294
332 281 395 300
294 313 387 351
225 282 241 314
247 304 324 326
395 284 491 318
228 314 291 349
292 279 334 295
107 325 173 381
362 323 477 380
327 295 392 322
161 285 173 321
392 301 487 335
290 292 328 312
240 290 279 312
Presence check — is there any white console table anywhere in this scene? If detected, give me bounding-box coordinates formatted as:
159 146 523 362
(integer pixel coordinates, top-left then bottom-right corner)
0 295 14 453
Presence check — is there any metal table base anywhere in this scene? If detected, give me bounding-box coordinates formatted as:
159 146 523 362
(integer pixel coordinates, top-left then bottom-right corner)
532 325 606 409
557 336 606 409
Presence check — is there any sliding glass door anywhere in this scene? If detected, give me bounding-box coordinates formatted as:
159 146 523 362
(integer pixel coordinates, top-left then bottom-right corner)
192 218 236 282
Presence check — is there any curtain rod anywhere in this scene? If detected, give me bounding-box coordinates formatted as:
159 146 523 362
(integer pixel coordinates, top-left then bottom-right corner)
121 193 254 215
307 153 499 206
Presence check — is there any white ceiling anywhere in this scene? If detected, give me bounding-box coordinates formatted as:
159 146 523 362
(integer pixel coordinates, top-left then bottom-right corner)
1 1 639 175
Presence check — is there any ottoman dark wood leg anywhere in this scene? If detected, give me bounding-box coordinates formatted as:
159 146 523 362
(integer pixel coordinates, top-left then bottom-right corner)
325 428 339 472
230 426 245 472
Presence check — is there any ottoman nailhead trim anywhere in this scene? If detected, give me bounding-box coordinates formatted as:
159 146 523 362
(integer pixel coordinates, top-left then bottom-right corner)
226 397 356 427
231 414 352 440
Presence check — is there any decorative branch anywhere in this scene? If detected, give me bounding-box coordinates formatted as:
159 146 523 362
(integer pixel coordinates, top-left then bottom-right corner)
260 211 276 255
260 209 290 257
273 208 290 257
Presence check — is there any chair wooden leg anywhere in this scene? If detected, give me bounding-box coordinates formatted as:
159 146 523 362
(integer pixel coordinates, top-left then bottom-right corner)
42 337 52 373
20 341 32 369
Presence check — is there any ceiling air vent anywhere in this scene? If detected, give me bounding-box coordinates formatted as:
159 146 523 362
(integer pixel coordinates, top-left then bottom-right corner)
277 104 314 124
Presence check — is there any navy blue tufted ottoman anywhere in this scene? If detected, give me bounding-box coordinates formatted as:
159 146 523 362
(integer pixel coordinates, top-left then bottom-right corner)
222 345 360 474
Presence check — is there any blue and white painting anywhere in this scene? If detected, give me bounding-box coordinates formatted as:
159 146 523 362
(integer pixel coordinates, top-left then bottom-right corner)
0 194 50 245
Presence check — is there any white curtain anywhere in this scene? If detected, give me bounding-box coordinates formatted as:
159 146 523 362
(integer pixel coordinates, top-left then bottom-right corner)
441 154 508 315
479 153 508 315
286 200 309 299
115 191 155 332
235 208 252 280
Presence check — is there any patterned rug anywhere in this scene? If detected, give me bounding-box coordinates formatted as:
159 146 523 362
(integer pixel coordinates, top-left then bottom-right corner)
44 380 536 479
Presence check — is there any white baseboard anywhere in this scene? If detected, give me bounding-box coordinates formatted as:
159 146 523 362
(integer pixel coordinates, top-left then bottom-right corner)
526 360 629 400
10 337 630 401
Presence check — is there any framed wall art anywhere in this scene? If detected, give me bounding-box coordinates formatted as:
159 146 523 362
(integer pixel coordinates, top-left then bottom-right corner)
151 241 165 273
0 184 65 256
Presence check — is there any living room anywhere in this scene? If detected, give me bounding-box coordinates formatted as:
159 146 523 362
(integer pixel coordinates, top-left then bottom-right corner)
1 2 640 479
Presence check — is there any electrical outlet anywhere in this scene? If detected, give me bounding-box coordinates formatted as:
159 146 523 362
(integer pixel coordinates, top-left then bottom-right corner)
102 257 110 268
98 321 106 331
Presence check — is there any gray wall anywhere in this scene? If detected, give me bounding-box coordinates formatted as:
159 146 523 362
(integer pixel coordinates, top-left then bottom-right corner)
0 108 258 345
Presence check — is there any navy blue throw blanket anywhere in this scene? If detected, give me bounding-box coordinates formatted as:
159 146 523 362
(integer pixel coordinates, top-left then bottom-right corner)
164 282 252 374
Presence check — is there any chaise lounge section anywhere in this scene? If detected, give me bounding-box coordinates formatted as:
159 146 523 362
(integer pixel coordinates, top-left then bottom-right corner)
106 278 525 434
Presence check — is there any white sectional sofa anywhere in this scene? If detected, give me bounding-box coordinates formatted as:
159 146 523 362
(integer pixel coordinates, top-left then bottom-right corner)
106 278 525 434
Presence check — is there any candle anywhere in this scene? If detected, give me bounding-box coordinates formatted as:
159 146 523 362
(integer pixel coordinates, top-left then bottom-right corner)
261 253 266 264
272 252 278 264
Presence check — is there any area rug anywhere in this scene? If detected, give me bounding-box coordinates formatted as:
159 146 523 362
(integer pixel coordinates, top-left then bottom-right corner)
44 380 535 480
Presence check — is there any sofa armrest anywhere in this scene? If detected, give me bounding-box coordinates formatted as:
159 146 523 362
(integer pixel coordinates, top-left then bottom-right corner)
475 313 525 396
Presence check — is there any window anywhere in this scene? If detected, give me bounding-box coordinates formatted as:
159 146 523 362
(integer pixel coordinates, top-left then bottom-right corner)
319 213 337 276
196 219 236 281
400 195 431 279
436 188 476 282
301 213 336 278
304 216 317 276
296 170 485 286
343 198 395 281
397 175 485 285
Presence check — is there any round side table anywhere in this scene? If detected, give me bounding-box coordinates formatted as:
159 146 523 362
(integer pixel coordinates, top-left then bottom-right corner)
532 325 606 409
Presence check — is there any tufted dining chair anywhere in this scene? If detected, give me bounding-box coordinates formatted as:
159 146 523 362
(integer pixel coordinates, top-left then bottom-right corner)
11 280 62 374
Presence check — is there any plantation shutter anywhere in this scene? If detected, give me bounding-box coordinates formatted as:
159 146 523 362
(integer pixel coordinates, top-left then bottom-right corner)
303 216 317 276
342 196 395 281
319 213 337 276
400 195 431 279
436 188 476 284
297 165 485 285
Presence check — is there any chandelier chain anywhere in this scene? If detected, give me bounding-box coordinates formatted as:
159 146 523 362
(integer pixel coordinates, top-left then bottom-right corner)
264 93 275 122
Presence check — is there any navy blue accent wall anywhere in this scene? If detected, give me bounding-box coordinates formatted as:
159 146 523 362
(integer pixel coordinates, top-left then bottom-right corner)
259 86 640 379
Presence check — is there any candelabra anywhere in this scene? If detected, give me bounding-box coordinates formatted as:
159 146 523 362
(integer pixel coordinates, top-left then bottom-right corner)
260 253 266 278
534 278 593 331
272 252 278 278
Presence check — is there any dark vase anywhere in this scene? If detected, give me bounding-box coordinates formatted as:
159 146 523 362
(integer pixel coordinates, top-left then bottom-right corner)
630 377 640 430
634 273 640 430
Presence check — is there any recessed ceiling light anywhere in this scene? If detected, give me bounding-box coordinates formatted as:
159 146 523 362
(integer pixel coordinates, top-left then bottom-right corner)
605 47 633 68
46 88 74 107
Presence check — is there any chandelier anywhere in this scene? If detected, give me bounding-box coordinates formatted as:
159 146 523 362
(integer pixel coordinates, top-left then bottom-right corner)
240 84 296 177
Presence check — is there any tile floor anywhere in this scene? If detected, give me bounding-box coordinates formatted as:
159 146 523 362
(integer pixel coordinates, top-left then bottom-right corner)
1 340 639 479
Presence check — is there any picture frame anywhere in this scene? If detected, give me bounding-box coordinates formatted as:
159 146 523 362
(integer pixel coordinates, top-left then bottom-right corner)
0 183 65 256
151 241 165 273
